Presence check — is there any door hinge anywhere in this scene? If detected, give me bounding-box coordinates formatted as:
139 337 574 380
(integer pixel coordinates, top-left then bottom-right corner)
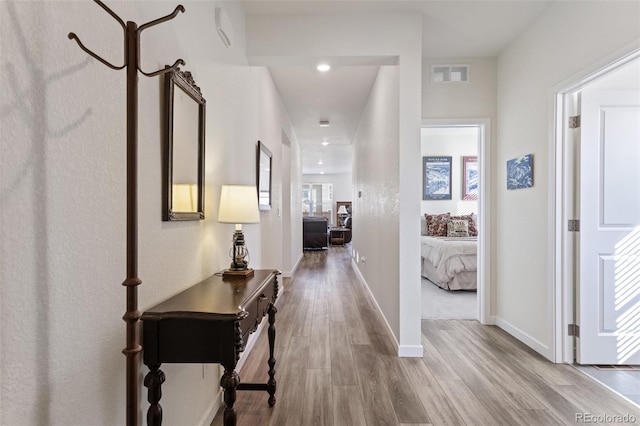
568 219 580 232
569 115 581 129
568 324 580 337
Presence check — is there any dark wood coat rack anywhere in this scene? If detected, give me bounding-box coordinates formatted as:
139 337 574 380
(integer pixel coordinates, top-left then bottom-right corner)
68 1 185 424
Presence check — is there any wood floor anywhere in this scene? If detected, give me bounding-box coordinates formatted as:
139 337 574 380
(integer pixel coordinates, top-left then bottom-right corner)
212 247 640 425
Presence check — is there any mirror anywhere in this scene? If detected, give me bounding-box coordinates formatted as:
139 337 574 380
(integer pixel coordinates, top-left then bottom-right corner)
257 141 272 211
163 67 206 221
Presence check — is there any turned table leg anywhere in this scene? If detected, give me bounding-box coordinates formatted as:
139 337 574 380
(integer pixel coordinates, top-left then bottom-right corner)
267 302 277 407
220 369 240 426
144 364 165 426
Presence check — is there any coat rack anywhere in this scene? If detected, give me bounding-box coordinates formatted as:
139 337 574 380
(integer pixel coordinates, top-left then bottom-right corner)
68 1 185 424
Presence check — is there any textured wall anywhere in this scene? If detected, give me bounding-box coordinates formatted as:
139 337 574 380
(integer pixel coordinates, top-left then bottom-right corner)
0 1 298 424
352 66 401 338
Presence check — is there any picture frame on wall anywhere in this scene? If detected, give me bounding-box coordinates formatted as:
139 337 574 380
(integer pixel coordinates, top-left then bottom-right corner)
423 156 452 200
462 156 478 200
506 153 533 190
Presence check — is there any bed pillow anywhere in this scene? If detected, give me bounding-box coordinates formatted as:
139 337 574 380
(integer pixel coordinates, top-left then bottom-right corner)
447 219 469 237
425 213 450 237
451 214 477 236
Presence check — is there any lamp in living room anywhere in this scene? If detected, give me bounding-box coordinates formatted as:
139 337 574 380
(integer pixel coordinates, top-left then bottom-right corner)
218 184 260 277
337 204 348 227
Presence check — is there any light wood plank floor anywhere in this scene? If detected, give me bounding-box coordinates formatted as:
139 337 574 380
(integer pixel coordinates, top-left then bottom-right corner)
213 247 640 425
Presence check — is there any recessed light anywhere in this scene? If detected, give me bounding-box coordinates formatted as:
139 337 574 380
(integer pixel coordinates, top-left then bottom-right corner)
319 120 330 127
317 63 330 72
320 171 325 175
318 160 323 165
321 141 329 146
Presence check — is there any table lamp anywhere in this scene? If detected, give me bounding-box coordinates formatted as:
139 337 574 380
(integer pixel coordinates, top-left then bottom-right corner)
337 205 348 226
218 185 261 277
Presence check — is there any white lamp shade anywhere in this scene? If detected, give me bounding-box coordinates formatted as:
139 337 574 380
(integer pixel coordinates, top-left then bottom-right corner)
337 205 348 215
218 185 261 224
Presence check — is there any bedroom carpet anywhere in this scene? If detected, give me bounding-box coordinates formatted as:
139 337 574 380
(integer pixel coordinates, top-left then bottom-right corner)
421 277 477 319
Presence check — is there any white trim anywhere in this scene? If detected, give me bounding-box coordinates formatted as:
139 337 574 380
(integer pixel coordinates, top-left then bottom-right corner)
281 253 303 278
495 316 554 361
420 118 491 325
398 345 424 358
198 394 222 426
552 43 640 365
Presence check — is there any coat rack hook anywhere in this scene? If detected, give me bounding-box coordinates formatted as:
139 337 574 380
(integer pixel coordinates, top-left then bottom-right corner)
139 59 185 78
67 33 126 70
136 5 185 76
138 5 185 33
94 0 126 31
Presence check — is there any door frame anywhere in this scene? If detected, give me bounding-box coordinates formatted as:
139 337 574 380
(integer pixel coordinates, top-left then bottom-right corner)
421 118 492 324
553 45 640 363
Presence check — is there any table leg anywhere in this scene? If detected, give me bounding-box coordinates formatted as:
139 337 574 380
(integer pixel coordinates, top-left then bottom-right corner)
267 302 277 406
144 364 165 426
220 369 240 426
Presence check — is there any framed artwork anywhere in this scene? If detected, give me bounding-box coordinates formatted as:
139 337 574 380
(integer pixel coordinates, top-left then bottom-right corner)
423 156 452 200
507 154 533 190
462 156 478 200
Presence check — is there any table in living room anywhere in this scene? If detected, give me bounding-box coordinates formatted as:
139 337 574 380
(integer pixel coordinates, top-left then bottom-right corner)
329 227 349 246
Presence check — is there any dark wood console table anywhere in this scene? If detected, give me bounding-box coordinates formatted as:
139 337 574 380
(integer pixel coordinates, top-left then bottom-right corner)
141 269 280 426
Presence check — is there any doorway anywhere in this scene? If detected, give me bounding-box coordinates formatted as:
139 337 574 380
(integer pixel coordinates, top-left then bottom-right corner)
556 50 640 368
421 119 491 324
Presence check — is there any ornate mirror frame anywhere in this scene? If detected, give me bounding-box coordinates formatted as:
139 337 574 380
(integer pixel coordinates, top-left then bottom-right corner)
162 67 206 221
257 141 272 211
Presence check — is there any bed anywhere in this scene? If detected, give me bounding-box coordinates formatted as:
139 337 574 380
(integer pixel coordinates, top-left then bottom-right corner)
421 236 477 290
421 213 478 291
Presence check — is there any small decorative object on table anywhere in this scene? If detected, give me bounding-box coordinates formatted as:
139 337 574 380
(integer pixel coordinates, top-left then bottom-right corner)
218 185 261 277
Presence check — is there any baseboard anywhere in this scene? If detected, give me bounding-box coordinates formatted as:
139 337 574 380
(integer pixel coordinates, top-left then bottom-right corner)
351 258 402 356
398 345 424 358
281 253 303 278
199 393 222 426
495 316 553 361
483 315 497 326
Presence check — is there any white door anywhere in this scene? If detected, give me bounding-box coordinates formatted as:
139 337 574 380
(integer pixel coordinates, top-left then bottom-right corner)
578 89 640 364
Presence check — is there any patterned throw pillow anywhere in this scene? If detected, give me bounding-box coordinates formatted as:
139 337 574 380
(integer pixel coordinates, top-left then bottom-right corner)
447 219 469 237
451 214 478 236
425 213 451 237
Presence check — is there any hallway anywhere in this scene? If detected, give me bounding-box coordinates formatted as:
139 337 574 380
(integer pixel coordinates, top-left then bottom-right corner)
213 247 640 425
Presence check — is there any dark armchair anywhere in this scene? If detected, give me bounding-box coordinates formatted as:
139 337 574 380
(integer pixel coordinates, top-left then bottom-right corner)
303 217 328 250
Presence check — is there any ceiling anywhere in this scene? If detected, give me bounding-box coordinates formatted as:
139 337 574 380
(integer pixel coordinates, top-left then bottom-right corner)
242 1 554 174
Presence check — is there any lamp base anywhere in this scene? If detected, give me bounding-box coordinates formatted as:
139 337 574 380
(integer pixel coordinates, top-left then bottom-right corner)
222 268 254 278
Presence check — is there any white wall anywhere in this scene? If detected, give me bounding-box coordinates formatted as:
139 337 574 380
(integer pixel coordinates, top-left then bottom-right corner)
352 65 401 337
246 12 423 355
421 127 478 215
422 57 497 120
496 1 640 358
0 1 300 424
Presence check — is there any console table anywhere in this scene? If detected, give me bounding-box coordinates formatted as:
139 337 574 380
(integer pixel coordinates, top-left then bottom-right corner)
141 269 280 426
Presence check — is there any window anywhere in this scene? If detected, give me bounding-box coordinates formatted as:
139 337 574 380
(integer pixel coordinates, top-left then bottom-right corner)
302 183 334 223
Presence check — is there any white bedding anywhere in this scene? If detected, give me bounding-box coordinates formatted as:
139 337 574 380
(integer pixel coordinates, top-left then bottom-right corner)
421 236 477 290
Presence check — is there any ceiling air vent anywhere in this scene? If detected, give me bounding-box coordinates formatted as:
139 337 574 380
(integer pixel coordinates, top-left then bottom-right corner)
431 65 470 83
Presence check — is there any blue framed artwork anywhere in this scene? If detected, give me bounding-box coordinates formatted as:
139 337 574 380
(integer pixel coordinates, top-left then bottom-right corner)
423 156 452 200
506 154 533 190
